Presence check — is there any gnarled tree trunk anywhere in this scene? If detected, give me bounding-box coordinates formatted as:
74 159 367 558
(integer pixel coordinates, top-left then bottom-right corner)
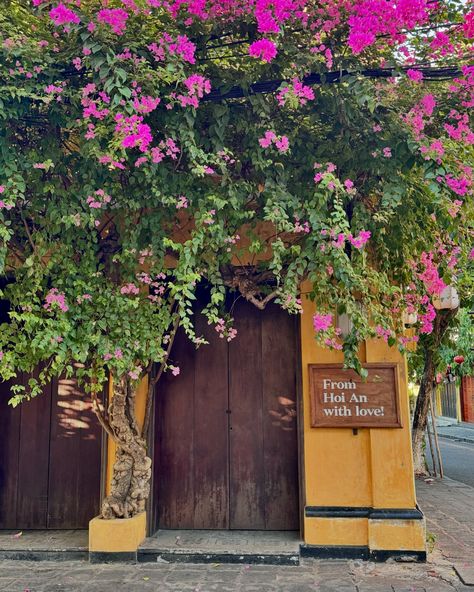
101 375 152 519
412 307 457 475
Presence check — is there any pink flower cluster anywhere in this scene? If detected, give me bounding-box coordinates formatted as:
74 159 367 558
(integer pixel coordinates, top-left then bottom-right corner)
419 302 436 334
86 189 111 209
313 312 333 332
44 288 69 313
133 95 161 114
148 34 196 65
104 348 124 361
248 39 277 62
416 252 446 296
347 0 430 54
215 318 238 342
259 130 290 152
375 325 392 342
407 69 423 82
176 195 189 209
177 74 211 108
294 218 310 233
97 8 129 35
115 114 153 152
320 228 371 250
49 3 80 26
277 78 315 106
128 365 143 380
120 283 140 295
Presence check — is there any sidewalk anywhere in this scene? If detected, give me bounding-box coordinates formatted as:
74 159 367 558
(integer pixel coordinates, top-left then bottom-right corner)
0 477 473 591
436 421 474 444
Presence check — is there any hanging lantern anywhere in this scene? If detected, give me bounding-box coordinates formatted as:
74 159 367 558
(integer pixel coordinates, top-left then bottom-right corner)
336 312 353 337
433 285 460 310
402 311 418 325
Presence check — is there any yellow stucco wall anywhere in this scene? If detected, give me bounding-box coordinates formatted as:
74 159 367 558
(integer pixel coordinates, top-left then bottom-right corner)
300 290 425 552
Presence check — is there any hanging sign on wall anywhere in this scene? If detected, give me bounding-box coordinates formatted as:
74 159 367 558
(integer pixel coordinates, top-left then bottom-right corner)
309 363 402 428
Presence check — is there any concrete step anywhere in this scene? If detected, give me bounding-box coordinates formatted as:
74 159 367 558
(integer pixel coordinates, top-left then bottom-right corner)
138 529 301 565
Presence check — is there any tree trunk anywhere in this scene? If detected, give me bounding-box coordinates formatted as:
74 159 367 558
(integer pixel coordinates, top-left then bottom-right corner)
411 307 458 475
412 349 435 475
101 375 152 519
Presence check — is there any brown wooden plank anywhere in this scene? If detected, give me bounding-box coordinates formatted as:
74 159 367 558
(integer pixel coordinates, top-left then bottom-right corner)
228 300 266 530
193 312 229 529
47 377 102 528
0 380 21 528
16 372 52 528
262 305 299 529
156 327 196 528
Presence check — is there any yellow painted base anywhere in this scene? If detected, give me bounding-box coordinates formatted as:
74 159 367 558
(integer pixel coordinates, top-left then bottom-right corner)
304 516 426 554
304 517 368 546
89 512 147 553
369 518 426 552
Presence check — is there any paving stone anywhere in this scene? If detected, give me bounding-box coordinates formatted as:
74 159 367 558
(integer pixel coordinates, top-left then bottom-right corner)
453 564 474 586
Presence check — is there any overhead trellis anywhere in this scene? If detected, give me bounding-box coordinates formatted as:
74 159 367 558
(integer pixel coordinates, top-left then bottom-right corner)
203 65 468 102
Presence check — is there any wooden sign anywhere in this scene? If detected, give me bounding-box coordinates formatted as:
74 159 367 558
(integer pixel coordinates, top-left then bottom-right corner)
309 363 402 428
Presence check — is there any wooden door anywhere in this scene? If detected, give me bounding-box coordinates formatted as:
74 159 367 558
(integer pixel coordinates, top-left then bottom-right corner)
0 374 102 529
154 299 299 531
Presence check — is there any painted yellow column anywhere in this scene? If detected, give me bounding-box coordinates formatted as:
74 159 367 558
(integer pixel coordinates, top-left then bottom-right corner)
300 290 426 560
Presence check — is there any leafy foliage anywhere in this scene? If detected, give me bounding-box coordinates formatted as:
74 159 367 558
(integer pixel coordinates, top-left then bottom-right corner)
0 0 473 399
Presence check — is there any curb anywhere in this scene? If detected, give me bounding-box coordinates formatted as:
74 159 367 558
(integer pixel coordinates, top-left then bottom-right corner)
437 433 474 444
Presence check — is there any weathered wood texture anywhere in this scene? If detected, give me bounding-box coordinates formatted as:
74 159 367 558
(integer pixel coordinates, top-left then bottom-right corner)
154 299 299 531
0 374 102 529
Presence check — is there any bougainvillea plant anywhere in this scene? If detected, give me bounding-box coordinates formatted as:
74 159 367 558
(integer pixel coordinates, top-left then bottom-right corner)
0 0 473 516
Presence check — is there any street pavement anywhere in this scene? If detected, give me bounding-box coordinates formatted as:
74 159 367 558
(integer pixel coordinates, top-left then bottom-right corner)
428 438 474 487
436 423 474 445
0 478 473 591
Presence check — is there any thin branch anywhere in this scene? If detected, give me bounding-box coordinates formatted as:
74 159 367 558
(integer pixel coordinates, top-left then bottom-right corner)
91 390 117 442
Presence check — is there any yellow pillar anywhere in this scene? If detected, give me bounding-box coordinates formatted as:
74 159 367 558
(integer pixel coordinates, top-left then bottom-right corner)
300 291 426 560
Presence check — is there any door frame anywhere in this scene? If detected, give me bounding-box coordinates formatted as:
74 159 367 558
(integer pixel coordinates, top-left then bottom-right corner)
147 309 304 536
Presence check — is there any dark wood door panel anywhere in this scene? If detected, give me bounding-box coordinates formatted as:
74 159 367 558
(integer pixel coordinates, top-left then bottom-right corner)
47 378 102 528
0 373 102 529
0 380 21 529
16 374 52 529
262 306 299 530
156 328 196 529
229 301 266 530
192 313 229 529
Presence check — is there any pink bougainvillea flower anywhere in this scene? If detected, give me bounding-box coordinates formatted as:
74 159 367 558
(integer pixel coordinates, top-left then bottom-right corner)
313 313 333 332
44 288 69 313
120 283 140 295
49 4 80 26
248 38 277 62
97 8 129 35
463 10 474 38
349 230 371 249
275 136 289 152
407 69 423 82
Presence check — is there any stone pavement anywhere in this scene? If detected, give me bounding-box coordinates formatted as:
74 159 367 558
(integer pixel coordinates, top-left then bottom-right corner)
0 477 473 592
436 422 474 444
